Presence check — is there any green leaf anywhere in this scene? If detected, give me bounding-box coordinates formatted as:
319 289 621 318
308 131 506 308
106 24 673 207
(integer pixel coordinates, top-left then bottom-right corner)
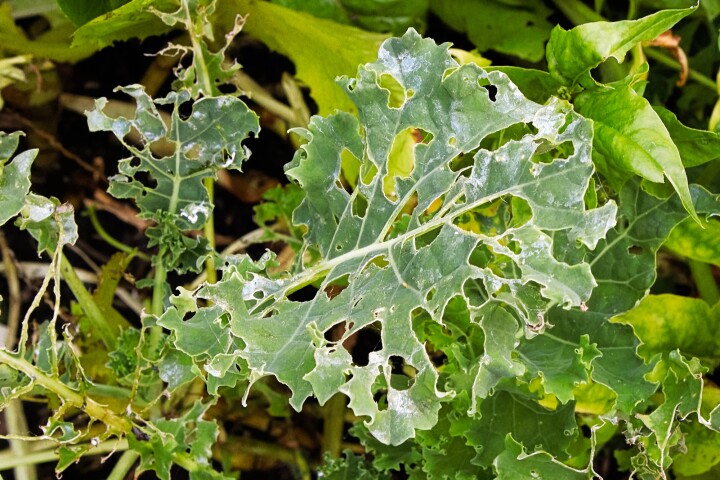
55 0 130 26
614 294 720 359
494 435 595 479
88 86 258 228
87 85 258 271
485 66 563 104
429 0 553 62
0 132 34 226
654 106 720 168
179 29 616 447
0 3 95 62
271 0 429 35
575 84 698 222
130 400 230 480
17 195 78 253
546 6 696 86
222 0 388 116
673 419 720 477
665 217 720 267
464 390 578 467
318 450 392 480
72 0 176 51
531 182 720 415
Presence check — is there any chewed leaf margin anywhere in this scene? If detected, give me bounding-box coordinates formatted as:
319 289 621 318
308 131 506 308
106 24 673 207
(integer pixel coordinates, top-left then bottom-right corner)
162 29 617 448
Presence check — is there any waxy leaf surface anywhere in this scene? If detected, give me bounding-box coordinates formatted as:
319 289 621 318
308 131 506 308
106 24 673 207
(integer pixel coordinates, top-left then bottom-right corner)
165 29 616 446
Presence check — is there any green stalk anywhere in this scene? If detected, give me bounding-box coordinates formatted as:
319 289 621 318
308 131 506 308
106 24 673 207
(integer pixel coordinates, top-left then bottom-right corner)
551 0 719 92
87 206 149 261
203 177 217 285
322 394 346 459
689 259 720 305
0 439 129 471
59 254 120 350
0 349 133 434
107 449 140 480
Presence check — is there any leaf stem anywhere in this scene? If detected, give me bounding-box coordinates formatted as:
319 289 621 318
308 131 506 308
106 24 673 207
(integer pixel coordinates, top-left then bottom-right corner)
688 259 720 305
0 439 129 471
203 177 217 285
86 206 149 261
322 393 346 458
0 349 133 434
106 449 140 480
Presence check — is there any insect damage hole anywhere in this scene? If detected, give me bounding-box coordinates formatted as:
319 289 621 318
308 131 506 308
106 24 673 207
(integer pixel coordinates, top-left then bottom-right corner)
388 355 417 391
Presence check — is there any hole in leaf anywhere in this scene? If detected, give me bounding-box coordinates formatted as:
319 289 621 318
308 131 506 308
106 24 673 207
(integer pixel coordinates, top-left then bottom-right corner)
383 127 422 200
388 356 417 391
425 288 436 302
184 143 201 160
531 140 575 164
340 148 361 189
628 245 644 255
350 321 382 367
448 136 457 146
442 67 457 80
287 284 317 302
379 73 406 109
481 84 497 102
352 193 368 217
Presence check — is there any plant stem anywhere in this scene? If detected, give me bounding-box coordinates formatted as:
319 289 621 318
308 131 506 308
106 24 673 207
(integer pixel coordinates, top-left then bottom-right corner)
551 0 719 92
107 449 140 480
0 349 133 434
0 439 129 471
203 177 217 285
59 254 120 350
689 259 720 305
322 394 346 459
87 206 149 261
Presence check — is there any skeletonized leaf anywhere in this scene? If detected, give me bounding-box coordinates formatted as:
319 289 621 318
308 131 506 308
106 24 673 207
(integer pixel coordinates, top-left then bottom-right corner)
166 29 616 446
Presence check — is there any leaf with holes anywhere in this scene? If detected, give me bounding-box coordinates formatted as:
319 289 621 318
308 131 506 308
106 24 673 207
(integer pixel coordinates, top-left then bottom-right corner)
162 29 616 447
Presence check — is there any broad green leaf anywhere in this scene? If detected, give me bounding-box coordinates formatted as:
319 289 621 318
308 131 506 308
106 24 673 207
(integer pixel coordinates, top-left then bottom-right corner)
223 0 388 116
519 333 601 404
494 435 594 479
271 0 429 34
0 132 34 226
614 294 720 359
546 6 695 86
673 419 720 477
654 106 720 168
665 217 720 267
172 29 616 447
72 0 176 50
575 84 698 222
0 55 28 110
529 182 720 414
464 390 578 467
486 66 563 104
429 0 553 62
55 0 130 26
0 4 95 62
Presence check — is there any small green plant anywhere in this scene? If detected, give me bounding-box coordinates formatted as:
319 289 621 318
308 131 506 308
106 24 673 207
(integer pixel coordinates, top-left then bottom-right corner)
1 0 720 479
